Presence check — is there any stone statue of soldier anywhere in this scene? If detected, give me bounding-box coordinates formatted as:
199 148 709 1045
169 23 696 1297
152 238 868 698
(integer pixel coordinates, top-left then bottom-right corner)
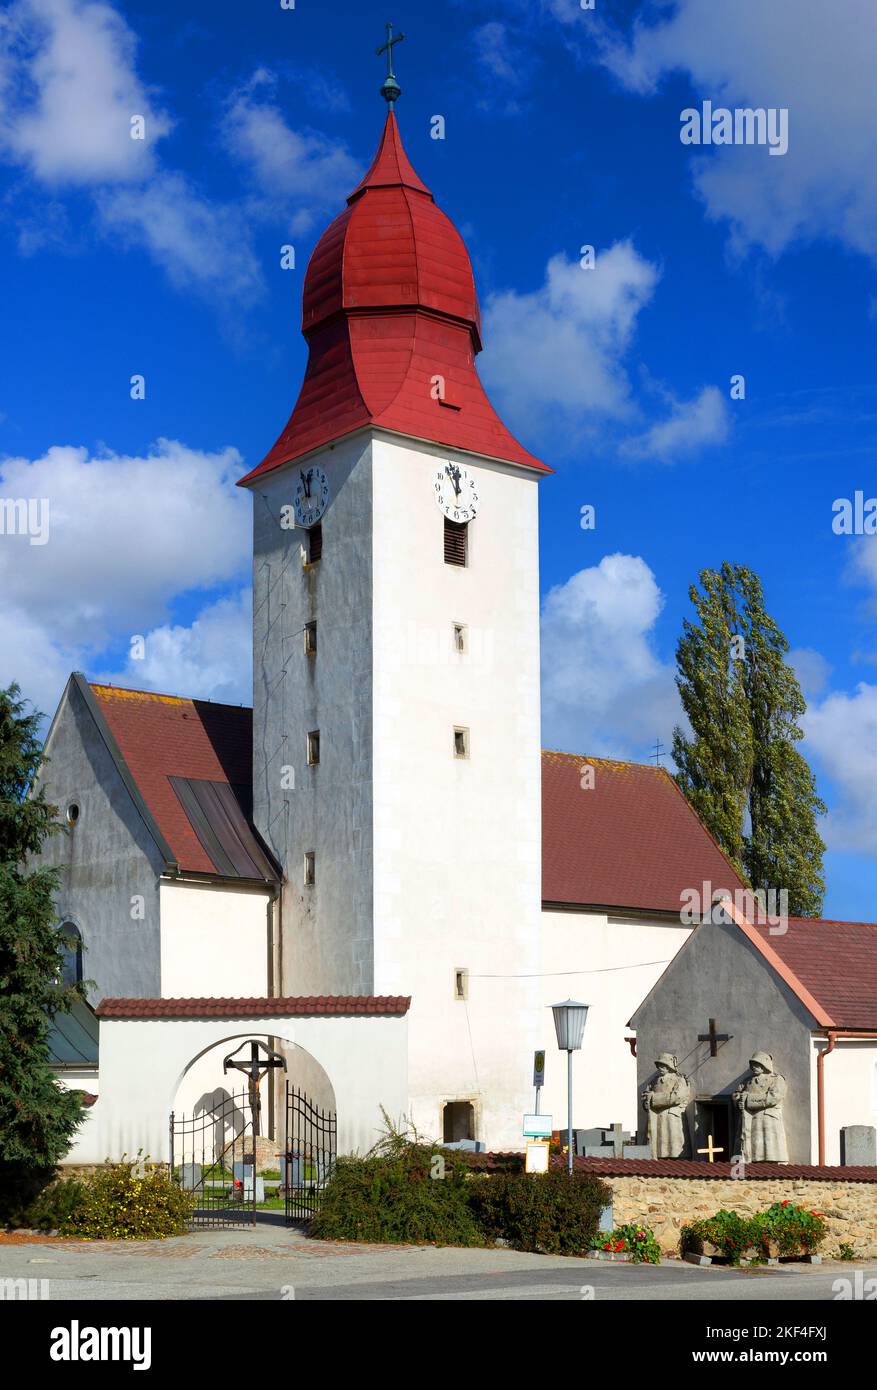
643 1052 691 1158
733 1051 789 1162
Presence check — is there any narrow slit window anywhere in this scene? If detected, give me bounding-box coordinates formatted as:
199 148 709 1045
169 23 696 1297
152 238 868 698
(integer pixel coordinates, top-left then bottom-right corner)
453 623 467 654
444 517 468 566
307 730 320 765
304 851 316 886
453 726 469 760
303 621 317 656
454 968 469 1001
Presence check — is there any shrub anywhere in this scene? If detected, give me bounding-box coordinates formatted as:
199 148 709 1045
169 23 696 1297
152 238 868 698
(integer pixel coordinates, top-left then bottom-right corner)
681 1209 753 1265
471 1170 611 1256
60 1158 193 1240
596 1223 661 1264
25 1177 87 1232
750 1201 826 1258
837 1242 856 1262
0 1164 58 1229
311 1141 484 1247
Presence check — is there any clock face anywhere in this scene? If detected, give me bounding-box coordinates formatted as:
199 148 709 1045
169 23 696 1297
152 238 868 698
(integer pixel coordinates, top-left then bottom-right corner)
434 462 479 523
294 466 330 528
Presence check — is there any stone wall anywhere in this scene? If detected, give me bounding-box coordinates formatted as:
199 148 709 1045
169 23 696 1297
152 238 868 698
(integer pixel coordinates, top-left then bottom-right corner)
607 1173 877 1258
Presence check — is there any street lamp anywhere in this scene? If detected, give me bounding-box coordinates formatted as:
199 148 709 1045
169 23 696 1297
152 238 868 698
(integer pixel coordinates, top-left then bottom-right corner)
551 1001 589 1174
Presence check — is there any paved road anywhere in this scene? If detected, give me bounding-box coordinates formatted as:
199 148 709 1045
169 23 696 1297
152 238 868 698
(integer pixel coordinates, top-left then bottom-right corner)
2 1222 874 1301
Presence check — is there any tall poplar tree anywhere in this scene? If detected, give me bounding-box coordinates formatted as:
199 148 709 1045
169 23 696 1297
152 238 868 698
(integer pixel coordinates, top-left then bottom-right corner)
672 564 826 917
0 684 85 1172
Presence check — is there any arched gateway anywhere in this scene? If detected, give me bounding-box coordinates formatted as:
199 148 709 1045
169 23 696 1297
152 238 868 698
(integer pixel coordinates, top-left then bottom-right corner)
82 996 409 1226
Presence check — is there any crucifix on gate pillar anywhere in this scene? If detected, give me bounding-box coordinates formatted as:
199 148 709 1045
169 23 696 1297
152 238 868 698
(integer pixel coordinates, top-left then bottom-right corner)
698 1017 732 1057
223 1040 287 1138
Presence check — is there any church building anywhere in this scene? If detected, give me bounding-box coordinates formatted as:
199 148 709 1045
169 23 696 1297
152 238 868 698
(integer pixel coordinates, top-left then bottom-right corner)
33 100 877 1169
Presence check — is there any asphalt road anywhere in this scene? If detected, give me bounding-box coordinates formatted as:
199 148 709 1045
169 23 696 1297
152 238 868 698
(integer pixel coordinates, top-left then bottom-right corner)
2 1224 875 1301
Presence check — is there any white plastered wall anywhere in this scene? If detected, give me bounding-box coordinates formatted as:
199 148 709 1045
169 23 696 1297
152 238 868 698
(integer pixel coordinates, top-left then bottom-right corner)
159 879 272 998
540 909 692 1139
370 434 543 1151
810 1037 877 1165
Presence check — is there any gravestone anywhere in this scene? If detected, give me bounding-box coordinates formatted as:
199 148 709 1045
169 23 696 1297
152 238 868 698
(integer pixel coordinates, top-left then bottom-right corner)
180 1162 201 1190
840 1125 877 1166
582 1123 651 1160
232 1161 265 1202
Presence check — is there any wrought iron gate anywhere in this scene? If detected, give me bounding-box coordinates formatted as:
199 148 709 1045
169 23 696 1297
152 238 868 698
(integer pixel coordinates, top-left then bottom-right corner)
170 1089 257 1228
283 1083 336 1223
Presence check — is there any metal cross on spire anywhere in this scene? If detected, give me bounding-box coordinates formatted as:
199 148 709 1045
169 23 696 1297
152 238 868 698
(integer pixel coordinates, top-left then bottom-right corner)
377 21 404 107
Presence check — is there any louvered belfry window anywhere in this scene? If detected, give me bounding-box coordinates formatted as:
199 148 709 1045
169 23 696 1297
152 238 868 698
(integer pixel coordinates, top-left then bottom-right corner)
444 517 468 566
308 523 322 564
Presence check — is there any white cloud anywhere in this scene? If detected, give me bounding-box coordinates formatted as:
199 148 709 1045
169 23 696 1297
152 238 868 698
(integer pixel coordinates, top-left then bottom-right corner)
0 0 170 184
597 0 877 265
480 242 660 440
96 173 263 305
805 683 877 854
0 440 249 649
98 589 252 706
619 385 730 463
790 647 831 700
541 553 680 758
223 73 361 235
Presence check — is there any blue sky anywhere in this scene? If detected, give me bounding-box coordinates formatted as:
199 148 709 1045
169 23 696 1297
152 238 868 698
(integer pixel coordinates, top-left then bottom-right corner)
1 0 876 919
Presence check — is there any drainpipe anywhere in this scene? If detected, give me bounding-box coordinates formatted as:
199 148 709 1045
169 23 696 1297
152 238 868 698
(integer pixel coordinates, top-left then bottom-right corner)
816 1032 837 1165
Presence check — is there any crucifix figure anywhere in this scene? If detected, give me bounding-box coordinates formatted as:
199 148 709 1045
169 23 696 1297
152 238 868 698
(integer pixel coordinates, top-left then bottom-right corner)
376 21 404 107
698 1017 731 1057
223 1040 286 1138
697 1135 725 1163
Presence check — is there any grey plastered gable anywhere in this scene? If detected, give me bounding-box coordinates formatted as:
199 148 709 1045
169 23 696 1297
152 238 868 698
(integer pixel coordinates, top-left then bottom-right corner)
31 673 167 1001
629 910 819 1163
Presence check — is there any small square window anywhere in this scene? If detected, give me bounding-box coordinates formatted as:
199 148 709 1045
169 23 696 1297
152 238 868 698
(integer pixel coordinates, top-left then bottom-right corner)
453 623 467 655
304 621 317 656
307 730 320 765
454 968 469 1001
304 851 316 886
453 726 469 759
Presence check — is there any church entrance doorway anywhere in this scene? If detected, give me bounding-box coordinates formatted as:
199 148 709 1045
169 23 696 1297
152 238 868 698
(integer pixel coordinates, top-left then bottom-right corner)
170 1088 257 1228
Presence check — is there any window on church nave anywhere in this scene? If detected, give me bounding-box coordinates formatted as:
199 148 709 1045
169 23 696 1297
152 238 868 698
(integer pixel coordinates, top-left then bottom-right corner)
59 923 83 986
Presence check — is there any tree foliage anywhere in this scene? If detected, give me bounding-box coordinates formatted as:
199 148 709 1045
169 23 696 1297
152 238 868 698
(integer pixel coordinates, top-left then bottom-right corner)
673 564 825 917
0 683 85 1166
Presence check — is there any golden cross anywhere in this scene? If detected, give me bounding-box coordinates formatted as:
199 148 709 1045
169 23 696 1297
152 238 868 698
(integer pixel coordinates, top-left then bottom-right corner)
697 1134 725 1163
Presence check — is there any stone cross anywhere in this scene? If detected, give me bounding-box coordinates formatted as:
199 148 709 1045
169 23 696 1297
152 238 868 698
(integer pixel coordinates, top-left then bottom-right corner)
698 1017 731 1057
697 1135 725 1163
604 1122 626 1157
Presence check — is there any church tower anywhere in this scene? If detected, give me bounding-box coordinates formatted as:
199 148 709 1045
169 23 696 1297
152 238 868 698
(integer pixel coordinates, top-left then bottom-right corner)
239 77 549 1148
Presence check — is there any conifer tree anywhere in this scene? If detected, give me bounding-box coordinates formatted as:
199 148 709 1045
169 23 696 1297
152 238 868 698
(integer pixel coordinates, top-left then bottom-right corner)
673 564 826 917
0 683 85 1167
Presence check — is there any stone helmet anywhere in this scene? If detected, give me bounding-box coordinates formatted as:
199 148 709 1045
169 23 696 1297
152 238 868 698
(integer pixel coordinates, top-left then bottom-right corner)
749 1051 775 1072
654 1052 679 1070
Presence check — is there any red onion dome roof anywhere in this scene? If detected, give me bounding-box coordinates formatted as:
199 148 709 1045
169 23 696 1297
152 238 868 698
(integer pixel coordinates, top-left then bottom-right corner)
240 113 546 484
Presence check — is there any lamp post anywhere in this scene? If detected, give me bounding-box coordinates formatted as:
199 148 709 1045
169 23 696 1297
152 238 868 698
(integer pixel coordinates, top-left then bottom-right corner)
551 1001 589 1175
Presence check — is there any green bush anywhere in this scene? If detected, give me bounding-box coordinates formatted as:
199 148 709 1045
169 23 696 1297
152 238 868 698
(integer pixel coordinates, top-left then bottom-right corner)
25 1176 87 1232
750 1201 826 1258
596 1223 661 1264
311 1141 484 1247
471 1169 611 1256
681 1209 754 1264
59 1158 193 1240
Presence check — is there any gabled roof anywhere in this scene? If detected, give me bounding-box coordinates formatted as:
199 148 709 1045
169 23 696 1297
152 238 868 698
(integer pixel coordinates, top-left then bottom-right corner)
541 750 746 913
721 899 877 1032
79 677 278 884
96 996 410 1019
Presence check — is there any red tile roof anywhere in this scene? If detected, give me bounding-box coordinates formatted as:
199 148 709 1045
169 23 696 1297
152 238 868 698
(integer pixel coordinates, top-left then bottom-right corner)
238 112 547 484
572 1156 877 1182
96 996 411 1018
88 683 275 881
541 750 746 912
742 914 877 1031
